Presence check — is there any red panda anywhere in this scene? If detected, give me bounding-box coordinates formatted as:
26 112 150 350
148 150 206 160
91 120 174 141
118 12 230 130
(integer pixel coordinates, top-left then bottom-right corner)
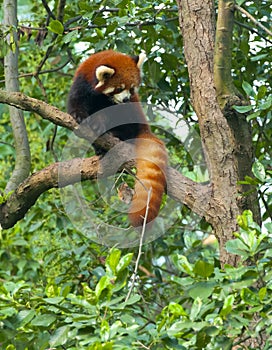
67 50 168 228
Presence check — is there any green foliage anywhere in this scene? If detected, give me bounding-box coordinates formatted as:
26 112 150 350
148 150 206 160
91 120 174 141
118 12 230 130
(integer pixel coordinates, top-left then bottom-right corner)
1 212 272 349
0 0 271 349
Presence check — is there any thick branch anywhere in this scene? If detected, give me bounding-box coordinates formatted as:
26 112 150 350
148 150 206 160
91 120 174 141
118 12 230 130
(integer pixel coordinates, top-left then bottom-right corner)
176 0 261 265
214 0 260 223
3 0 31 193
214 0 238 108
0 89 77 130
176 0 241 265
177 0 237 191
0 153 211 230
0 156 99 229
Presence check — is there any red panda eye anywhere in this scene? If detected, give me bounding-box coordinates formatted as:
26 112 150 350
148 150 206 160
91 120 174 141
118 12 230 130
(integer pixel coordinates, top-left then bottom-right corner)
116 87 124 93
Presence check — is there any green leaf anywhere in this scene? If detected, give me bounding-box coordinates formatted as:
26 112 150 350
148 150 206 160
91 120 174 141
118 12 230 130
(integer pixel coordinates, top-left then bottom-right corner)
167 320 208 337
252 160 266 182
31 314 56 327
251 53 268 61
220 295 234 317
225 239 249 258
173 255 194 276
259 287 267 301
233 105 252 113
95 28 104 39
257 85 267 100
6 346 16 350
193 260 214 278
246 111 260 121
188 281 215 300
118 294 141 308
190 297 202 321
48 20 64 34
149 61 162 84
116 253 133 273
0 307 17 318
237 210 254 230
95 275 112 298
258 98 272 110
236 0 246 5
106 248 121 275
168 303 188 317
17 309 36 327
196 329 211 349
43 297 64 305
242 81 254 97
49 325 69 347
241 288 259 306
101 319 110 342
63 30 79 44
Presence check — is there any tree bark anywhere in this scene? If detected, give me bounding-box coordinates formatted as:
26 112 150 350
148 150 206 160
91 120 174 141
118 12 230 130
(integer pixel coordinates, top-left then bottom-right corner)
3 0 31 193
214 0 260 224
176 0 260 266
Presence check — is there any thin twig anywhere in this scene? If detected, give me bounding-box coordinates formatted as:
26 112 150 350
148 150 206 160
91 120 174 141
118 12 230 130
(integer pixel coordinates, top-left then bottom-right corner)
41 0 56 20
125 188 152 302
0 141 15 149
134 341 150 350
234 20 272 44
234 4 272 37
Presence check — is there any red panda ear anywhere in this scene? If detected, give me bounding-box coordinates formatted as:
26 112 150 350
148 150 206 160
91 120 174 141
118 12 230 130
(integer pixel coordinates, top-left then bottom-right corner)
95 65 115 89
132 53 146 70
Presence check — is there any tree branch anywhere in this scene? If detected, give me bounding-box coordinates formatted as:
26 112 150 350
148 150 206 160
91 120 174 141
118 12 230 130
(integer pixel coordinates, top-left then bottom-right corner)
0 89 77 131
3 0 31 193
176 0 242 265
214 0 240 109
0 156 99 229
0 89 211 229
0 154 210 230
234 4 272 37
214 0 261 223
234 20 272 45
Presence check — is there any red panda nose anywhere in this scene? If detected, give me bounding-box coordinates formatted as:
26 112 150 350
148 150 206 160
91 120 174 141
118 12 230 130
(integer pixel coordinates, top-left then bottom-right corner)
122 97 130 103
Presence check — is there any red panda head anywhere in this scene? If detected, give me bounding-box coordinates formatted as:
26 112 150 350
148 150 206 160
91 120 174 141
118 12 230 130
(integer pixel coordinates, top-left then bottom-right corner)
75 50 146 104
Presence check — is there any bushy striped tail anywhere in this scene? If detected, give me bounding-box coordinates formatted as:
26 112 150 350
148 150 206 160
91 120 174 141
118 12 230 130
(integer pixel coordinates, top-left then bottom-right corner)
128 133 168 228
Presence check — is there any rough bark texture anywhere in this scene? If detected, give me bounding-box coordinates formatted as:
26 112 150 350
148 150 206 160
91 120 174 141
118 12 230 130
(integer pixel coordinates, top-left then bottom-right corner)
214 0 260 224
3 0 31 192
176 0 259 266
0 90 78 131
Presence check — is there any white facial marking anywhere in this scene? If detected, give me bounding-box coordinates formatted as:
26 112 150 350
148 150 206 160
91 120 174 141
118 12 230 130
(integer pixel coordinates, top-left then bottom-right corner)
95 65 115 89
113 89 131 104
95 81 104 89
103 86 115 94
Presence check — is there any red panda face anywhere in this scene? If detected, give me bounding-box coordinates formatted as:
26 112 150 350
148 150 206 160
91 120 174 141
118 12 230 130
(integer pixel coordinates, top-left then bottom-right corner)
75 50 146 104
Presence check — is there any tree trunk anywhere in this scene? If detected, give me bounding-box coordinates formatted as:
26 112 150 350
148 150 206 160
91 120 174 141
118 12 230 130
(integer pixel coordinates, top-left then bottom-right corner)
176 0 260 266
3 0 31 193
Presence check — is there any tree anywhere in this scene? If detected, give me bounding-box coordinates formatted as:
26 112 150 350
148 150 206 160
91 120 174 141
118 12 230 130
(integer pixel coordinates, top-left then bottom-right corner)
0 0 271 349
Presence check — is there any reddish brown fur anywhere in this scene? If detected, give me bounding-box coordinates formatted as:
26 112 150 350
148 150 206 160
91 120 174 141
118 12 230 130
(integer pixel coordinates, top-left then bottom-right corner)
75 50 141 95
68 50 168 227
129 134 168 227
